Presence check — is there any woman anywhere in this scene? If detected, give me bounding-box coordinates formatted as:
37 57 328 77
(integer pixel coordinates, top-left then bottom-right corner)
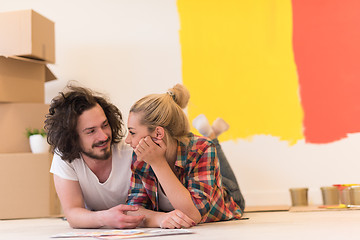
125 84 243 229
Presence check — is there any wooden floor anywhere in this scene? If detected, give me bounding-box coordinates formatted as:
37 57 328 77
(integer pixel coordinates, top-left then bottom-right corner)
1 208 360 240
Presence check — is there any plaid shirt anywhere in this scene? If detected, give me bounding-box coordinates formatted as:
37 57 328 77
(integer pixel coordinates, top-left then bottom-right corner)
126 133 243 223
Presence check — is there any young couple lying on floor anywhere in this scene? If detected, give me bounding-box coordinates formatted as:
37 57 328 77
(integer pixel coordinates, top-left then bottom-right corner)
47 83 245 229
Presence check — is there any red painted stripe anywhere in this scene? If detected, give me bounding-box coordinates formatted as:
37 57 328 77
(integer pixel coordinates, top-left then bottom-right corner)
292 0 360 143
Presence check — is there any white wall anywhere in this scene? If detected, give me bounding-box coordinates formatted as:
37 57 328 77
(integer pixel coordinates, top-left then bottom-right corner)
2 0 360 207
1 0 182 114
225 134 360 206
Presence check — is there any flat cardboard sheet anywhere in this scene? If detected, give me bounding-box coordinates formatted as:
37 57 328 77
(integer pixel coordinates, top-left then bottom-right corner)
290 205 360 212
245 205 290 213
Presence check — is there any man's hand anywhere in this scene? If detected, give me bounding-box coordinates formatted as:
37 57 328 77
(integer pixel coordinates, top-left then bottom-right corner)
99 204 145 229
158 209 196 229
134 136 166 165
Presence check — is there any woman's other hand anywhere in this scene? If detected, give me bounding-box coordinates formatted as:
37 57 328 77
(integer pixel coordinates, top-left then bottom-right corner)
158 209 196 229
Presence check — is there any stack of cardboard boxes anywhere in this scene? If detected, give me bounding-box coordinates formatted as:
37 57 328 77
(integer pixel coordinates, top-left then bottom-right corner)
0 9 61 219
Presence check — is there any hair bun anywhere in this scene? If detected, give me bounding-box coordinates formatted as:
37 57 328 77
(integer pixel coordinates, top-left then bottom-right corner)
168 84 190 109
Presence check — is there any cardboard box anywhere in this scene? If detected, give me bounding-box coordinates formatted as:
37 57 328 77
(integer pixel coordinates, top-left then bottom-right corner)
0 9 55 63
0 103 49 153
0 152 61 219
0 56 56 103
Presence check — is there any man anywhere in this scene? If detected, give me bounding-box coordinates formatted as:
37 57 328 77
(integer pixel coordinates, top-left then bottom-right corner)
45 84 144 228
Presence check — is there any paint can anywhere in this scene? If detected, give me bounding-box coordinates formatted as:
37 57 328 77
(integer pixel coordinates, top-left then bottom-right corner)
289 188 308 206
350 186 360 206
321 186 339 206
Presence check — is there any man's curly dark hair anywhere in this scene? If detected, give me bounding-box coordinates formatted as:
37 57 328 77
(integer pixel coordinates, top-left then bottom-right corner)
44 85 124 163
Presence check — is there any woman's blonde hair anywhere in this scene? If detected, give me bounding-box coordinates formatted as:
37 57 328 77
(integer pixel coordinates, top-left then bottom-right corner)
130 84 190 143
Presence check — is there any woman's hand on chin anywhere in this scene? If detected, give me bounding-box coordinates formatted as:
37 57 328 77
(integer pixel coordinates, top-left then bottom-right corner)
134 136 166 165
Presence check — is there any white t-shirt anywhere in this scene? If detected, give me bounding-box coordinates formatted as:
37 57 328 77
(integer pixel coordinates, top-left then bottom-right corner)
50 141 133 211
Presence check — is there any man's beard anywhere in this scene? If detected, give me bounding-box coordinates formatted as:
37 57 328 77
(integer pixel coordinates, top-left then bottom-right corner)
81 138 112 160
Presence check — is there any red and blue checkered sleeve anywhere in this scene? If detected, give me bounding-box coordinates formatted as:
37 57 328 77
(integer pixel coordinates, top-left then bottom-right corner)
186 141 219 219
126 156 152 209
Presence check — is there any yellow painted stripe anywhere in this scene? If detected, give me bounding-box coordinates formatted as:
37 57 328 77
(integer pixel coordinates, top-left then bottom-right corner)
178 0 304 144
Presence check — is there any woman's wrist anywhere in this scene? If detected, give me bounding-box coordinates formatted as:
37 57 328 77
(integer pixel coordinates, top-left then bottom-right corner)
150 157 169 171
